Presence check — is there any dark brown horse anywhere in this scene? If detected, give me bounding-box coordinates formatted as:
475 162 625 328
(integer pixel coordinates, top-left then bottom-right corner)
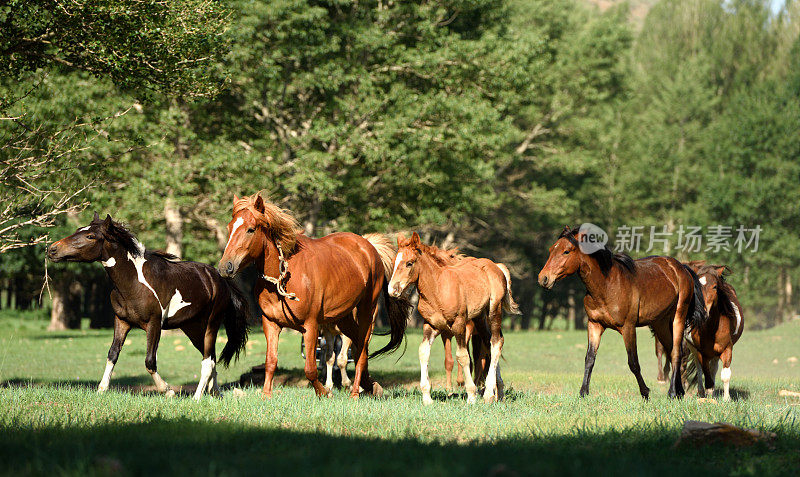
388 232 519 404
217 193 410 399
683 262 744 400
538 226 707 399
48 213 250 399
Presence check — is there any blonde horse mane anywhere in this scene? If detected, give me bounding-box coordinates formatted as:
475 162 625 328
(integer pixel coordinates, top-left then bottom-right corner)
233 192 302 253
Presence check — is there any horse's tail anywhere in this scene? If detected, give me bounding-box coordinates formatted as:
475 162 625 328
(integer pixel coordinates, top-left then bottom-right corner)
364 233 411 358
682 264 708 330
497 263 521 315
218 278 251 367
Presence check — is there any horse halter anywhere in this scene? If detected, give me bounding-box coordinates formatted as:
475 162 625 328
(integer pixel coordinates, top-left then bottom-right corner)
262 242 299 301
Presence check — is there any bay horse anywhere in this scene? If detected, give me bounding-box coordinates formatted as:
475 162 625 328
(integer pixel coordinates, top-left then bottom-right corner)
538 226 707 399
388 232 519 404
682 261 744 400
48 213 250 400
217 193 411 399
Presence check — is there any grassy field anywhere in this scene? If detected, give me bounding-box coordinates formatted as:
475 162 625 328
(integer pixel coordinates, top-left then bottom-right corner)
0 311 798 476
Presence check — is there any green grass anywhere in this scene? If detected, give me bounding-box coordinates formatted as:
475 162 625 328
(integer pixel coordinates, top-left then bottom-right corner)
1 314 799 476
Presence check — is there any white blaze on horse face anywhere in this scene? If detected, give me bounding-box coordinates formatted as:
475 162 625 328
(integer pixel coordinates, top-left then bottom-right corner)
225 217 244 253
699 276 707 286
101 257 116 268
78 226 91 232
166 289 191 319
389 251 405 294
731 302 742 335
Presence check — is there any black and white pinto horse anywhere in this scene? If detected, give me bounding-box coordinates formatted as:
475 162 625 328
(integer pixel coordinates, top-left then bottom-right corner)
49 213 250 399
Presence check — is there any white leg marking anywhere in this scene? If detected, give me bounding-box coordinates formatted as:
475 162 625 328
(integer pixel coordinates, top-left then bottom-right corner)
224 217 244 251
339 335 351 388
721 366 731 401
419 334 435 405
101 257 116 267
731 303 742 335
193 357 215 400
151 371 173 396
483 340 503 403
455 340 477 404
323 332 335 393
98 359 114 392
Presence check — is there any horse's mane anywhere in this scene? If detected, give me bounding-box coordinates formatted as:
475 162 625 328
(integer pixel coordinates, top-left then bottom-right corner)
93 217 145 257
233 193 302 253
417 242 465 266
560 226 635 275
92 217 180 261
697 264 737 316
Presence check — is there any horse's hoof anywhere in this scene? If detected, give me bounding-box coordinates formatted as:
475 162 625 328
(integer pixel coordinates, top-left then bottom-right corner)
261 391 273 400
349 392 360 400
484 394 497 404
165 389 176 398
579 389 589 398
422 395 434 405
342 381 352 389
97 386 107 394
466 395 477 404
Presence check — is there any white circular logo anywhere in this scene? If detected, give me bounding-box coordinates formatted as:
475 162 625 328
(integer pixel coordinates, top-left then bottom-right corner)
577 223 608 254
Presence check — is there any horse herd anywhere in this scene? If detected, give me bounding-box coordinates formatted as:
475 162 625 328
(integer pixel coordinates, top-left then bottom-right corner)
47 192 743 403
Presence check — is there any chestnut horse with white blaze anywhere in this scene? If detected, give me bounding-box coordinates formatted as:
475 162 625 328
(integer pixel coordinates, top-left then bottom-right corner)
538 226 707 399
48 214 250 400
217 193 410 398
388 232 519 404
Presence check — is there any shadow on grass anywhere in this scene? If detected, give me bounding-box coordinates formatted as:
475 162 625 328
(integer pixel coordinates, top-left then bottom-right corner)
0 419 797 476
239 364 421 389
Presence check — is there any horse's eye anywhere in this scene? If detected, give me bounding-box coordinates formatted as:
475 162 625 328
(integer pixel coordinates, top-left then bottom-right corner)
246 228 255 234
86 234 96 240
563 250 570 255
406 262 413 267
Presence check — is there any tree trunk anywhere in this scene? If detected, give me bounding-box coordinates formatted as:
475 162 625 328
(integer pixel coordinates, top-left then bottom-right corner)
304 198 321 237
87 280 113 328
164 196 183 257
786 272 793 319
48 278 82 330
569 288 584 330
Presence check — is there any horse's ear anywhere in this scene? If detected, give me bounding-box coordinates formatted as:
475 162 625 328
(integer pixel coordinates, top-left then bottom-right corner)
396 233 406 246
411 231 421 246
715 265 729 276
101 214 113 231
254 194 265 213
233 194 239 203
93 211 100 222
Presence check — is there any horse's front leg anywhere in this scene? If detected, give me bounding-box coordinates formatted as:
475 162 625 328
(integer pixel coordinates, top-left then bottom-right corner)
580 320 605 397
145 319 174 397
302 317 327 397
262 316 282 399
669 314 686 399
441 334 454 393
419 323 439 405
98 316 131 393
193 329 218 401
622 324 649 400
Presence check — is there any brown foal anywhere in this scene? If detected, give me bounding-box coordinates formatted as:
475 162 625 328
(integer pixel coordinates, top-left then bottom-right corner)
538 226 707 399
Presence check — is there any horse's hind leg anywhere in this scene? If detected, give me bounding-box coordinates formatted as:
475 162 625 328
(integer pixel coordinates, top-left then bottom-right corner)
145 320 174 397
455 333 478 404
193 328 218 401
98 316 131 393
322 327 336 395
338 334 352 389
655 338 669 384
483 304 505 403
442 334 454 393
621 324 649 399
302 316 328 398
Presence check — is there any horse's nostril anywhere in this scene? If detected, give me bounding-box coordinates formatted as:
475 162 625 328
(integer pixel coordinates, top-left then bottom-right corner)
225 261 234 274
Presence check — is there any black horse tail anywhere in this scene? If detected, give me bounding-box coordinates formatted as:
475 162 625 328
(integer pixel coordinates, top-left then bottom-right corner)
219 278 251 367
364 233 412 358
683 264 708 330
